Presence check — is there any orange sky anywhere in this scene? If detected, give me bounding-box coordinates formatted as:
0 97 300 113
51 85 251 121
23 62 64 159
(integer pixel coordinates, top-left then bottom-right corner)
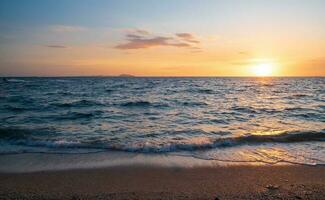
0 0 324 76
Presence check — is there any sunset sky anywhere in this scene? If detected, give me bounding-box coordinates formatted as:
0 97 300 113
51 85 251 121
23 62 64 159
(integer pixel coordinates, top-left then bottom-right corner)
0 0 324 76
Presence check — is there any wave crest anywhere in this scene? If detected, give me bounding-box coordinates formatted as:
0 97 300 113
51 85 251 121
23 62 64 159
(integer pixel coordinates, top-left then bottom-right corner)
0 128 324 154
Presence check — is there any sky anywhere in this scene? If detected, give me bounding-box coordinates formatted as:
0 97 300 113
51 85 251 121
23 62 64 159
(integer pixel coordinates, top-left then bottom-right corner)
0 0 324 76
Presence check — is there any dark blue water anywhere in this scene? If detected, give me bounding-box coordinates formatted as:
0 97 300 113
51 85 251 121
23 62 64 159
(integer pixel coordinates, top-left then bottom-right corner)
0 77 324 165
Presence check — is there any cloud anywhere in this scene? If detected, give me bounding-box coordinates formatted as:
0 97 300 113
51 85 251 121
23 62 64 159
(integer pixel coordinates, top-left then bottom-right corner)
49 25 87 33
190 47 203 53
231 60 251 66
238 51 249 55
176 33 200 44
45 45 67 48
122 28 150 35
116 36 191 49
115 36 169 49
133 29 150 35
307 57 325 65
115 30 200 50
231 58 276 66
125 34 144 39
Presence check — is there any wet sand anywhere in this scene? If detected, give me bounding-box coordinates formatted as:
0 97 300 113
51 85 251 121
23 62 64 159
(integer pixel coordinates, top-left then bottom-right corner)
0 165 325 199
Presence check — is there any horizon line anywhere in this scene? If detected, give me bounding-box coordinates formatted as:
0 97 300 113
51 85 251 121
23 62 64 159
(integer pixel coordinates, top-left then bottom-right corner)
1 75 324 78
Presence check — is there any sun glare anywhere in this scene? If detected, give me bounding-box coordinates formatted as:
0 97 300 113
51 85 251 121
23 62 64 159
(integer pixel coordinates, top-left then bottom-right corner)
251 63 274 77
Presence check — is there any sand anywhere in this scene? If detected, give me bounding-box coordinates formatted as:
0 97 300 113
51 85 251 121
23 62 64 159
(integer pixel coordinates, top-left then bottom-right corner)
0 165 325 199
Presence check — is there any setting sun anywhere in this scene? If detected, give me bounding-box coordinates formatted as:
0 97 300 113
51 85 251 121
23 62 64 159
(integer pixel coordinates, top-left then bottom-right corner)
251 63 275 76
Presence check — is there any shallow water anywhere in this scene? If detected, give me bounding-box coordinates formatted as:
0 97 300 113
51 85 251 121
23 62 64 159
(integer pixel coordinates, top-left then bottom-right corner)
0 77 324 166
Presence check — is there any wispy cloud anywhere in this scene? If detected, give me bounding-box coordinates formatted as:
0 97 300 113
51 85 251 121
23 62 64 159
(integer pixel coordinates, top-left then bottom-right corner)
49 25 87 33
176 33 200 44
115 30 200 50
122 28 150 35
308 57 325 64
45 45 68 48
238 51 250 55
231 58 275 66
115 36 190 49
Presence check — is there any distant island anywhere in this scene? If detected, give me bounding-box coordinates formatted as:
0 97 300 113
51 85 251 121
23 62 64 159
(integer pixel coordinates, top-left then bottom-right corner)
118 74 135 77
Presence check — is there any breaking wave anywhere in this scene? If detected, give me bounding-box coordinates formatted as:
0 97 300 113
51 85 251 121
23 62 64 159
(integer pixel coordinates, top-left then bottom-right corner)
0 128 324 154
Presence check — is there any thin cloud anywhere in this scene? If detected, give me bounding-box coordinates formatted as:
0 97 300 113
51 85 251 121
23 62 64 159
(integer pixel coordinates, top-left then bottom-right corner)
190 47 203 53
125 34 144 39
45 45 68 48
301 57 325 68
115 30 200 50
238 51 249 55
116 36 187 49
231 59 275 66
308 57 325 64
123 28 150 35
231 60 251 66
134 29 150 35
49 25 87 33
169 42 191 48
176 33 200 44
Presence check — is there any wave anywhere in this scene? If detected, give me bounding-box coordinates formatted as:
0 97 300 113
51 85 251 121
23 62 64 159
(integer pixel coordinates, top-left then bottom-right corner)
6 79 30 83
54 110 103 120
0 127 51 140
3 105 29 112
0 128 27 140
51 100 103 108
51 79 72 83
120 101 168 108
181 101 208 106
105 89 114 93
194 88 215 94
291 93 311 97
229 130 325 144
0 129 324 154
184 88 215 94
121 101 151 107
6 96 34 104
284 107 309 111
232 106 257 114
112 130 325 152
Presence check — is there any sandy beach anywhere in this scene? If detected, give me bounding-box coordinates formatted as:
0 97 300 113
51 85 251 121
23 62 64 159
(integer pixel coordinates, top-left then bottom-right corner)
1 165 324 199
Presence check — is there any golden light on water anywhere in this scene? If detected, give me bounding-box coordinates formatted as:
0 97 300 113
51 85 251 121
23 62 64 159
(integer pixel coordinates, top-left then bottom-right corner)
251 130 286 136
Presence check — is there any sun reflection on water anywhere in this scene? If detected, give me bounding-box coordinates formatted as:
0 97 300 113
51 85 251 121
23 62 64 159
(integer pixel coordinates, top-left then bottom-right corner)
250 130 286 136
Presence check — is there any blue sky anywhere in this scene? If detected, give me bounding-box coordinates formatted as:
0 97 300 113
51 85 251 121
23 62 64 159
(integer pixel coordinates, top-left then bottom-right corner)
2 0 324 32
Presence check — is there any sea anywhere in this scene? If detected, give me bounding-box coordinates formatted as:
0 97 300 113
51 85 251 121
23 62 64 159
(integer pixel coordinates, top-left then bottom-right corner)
0 77 324 171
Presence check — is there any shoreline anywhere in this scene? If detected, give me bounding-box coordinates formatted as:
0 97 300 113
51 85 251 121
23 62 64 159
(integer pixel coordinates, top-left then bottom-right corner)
1 165 325 199
0 151 319 173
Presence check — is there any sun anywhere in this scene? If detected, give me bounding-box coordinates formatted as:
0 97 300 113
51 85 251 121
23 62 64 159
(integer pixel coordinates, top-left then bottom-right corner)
251 63 274 77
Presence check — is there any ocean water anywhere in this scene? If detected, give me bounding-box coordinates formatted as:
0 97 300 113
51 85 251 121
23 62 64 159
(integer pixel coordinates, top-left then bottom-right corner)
0 77 324 167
